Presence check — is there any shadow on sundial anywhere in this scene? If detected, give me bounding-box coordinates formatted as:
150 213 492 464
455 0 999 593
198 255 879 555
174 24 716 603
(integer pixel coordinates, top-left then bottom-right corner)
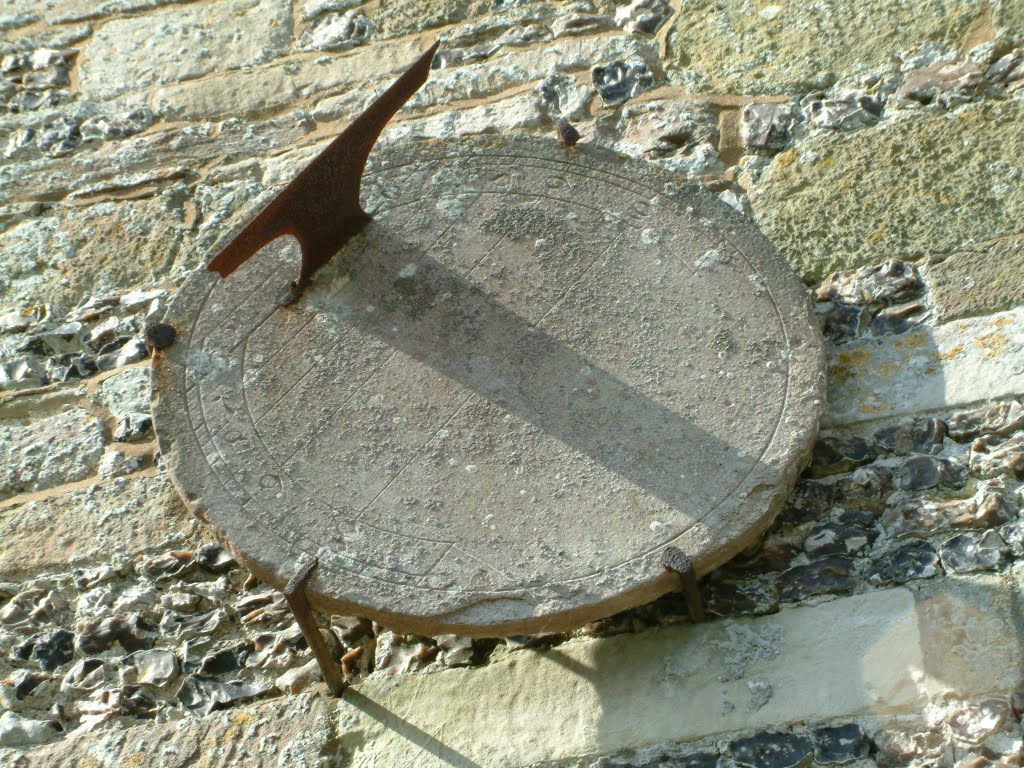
292 217 766 539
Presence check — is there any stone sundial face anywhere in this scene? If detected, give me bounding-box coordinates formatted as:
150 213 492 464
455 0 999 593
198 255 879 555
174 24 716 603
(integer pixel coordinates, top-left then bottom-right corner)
152 136 826 636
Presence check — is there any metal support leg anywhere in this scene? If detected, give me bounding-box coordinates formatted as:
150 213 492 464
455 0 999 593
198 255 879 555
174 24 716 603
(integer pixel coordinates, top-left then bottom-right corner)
283 555 347 696
660 546 705 623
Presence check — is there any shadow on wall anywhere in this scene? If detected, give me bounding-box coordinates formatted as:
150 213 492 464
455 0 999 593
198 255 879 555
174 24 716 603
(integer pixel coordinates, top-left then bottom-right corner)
334 576 1023 766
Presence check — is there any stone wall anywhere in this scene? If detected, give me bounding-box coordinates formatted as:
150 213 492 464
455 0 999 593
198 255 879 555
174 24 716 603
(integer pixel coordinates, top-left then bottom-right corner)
2 0 1024 765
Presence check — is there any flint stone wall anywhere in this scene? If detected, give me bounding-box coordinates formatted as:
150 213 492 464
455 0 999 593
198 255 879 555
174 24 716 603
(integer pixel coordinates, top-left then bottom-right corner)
2 0 1024 766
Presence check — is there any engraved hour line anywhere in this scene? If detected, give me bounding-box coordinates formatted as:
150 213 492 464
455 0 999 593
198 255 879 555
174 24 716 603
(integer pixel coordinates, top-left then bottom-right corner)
461 194 543 282
185 269 280 396
244 308 319 387
269 192 517 476
590 216 793 572
250 312 324 425
352 390 479 521
253 195 491 475
248 207 476 440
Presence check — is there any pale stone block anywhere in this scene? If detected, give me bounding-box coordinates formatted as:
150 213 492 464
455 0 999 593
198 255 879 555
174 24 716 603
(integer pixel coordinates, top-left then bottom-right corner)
150 39 423 121
79 0 292 100
0 407 105 501
334 589 949 766
0 474 197 580
826 307 1024 426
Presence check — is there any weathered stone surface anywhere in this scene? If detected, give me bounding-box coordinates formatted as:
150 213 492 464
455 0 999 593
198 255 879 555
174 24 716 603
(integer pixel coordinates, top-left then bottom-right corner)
0 195 189 317
753 99 1024 281
150 38 423 121
7 693 335 767
0 474 197 580
927 233 1024 323
78 0 293 100
409 35 659 112
0 408 105 501
373 0 482 39
826 307 1024 426
665 0 1006 95
154 136 825 636
94 366 151 422
6 580 1023 766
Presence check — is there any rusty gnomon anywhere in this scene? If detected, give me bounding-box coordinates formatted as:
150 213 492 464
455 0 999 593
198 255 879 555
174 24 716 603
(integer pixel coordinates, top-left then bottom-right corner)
207 41 440 306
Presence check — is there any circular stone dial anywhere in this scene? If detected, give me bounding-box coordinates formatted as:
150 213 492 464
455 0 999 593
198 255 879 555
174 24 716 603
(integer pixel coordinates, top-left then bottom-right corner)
153 137 826 636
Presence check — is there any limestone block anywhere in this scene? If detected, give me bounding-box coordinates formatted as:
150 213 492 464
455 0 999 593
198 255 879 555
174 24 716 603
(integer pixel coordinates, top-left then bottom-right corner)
752 99 1024 281
95 366 152 422
0 407 105 501
826 307 1024 426
0 474 197 580
0 195 188 317
665 0 1014 95
79 0 292 100
337 590 921 765
150 38 423 121
926 233 1024 323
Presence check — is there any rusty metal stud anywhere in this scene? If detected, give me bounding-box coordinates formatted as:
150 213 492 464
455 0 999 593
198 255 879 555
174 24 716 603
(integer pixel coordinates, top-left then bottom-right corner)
206 41 440 303
283 555 347 696
144 321 177 349
661 545 705 623
556 119 580 147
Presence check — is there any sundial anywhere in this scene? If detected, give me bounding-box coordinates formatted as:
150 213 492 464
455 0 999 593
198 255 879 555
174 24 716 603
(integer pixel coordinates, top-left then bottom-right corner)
151 43 826 692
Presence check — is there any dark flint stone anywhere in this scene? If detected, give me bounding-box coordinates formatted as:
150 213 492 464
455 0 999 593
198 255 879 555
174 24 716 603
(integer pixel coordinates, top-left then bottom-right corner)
837 508 876 526
873 418 947 455
11 669 49 699
809 435 875 478
97 336 134 355
998 520 1024 556
1011 689 1024 719
834 465 891 516
333 616 374 644
867 541 942 585
44 353 97 384
12 638 34 661
591 58 654 106
779 556 856 602
122 686 157 718
812 724 870 764
705 574 780 618
140 550 196 580
939 530 1010 573
896 455 965 491
741 103 798 152
870 301 926 335
198 643 250 675
731 733 814 768
196 543 236 573
779 481 836 526
113 413 153 442
76 615 149 654
176 675 273 715
804 522 876 556
821 303 868 342
30 628 74 671
947 401 1024 441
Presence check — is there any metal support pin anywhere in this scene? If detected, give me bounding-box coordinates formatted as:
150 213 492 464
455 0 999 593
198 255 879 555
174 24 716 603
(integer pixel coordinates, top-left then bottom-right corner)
660 546 705 623
283 555 347 696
